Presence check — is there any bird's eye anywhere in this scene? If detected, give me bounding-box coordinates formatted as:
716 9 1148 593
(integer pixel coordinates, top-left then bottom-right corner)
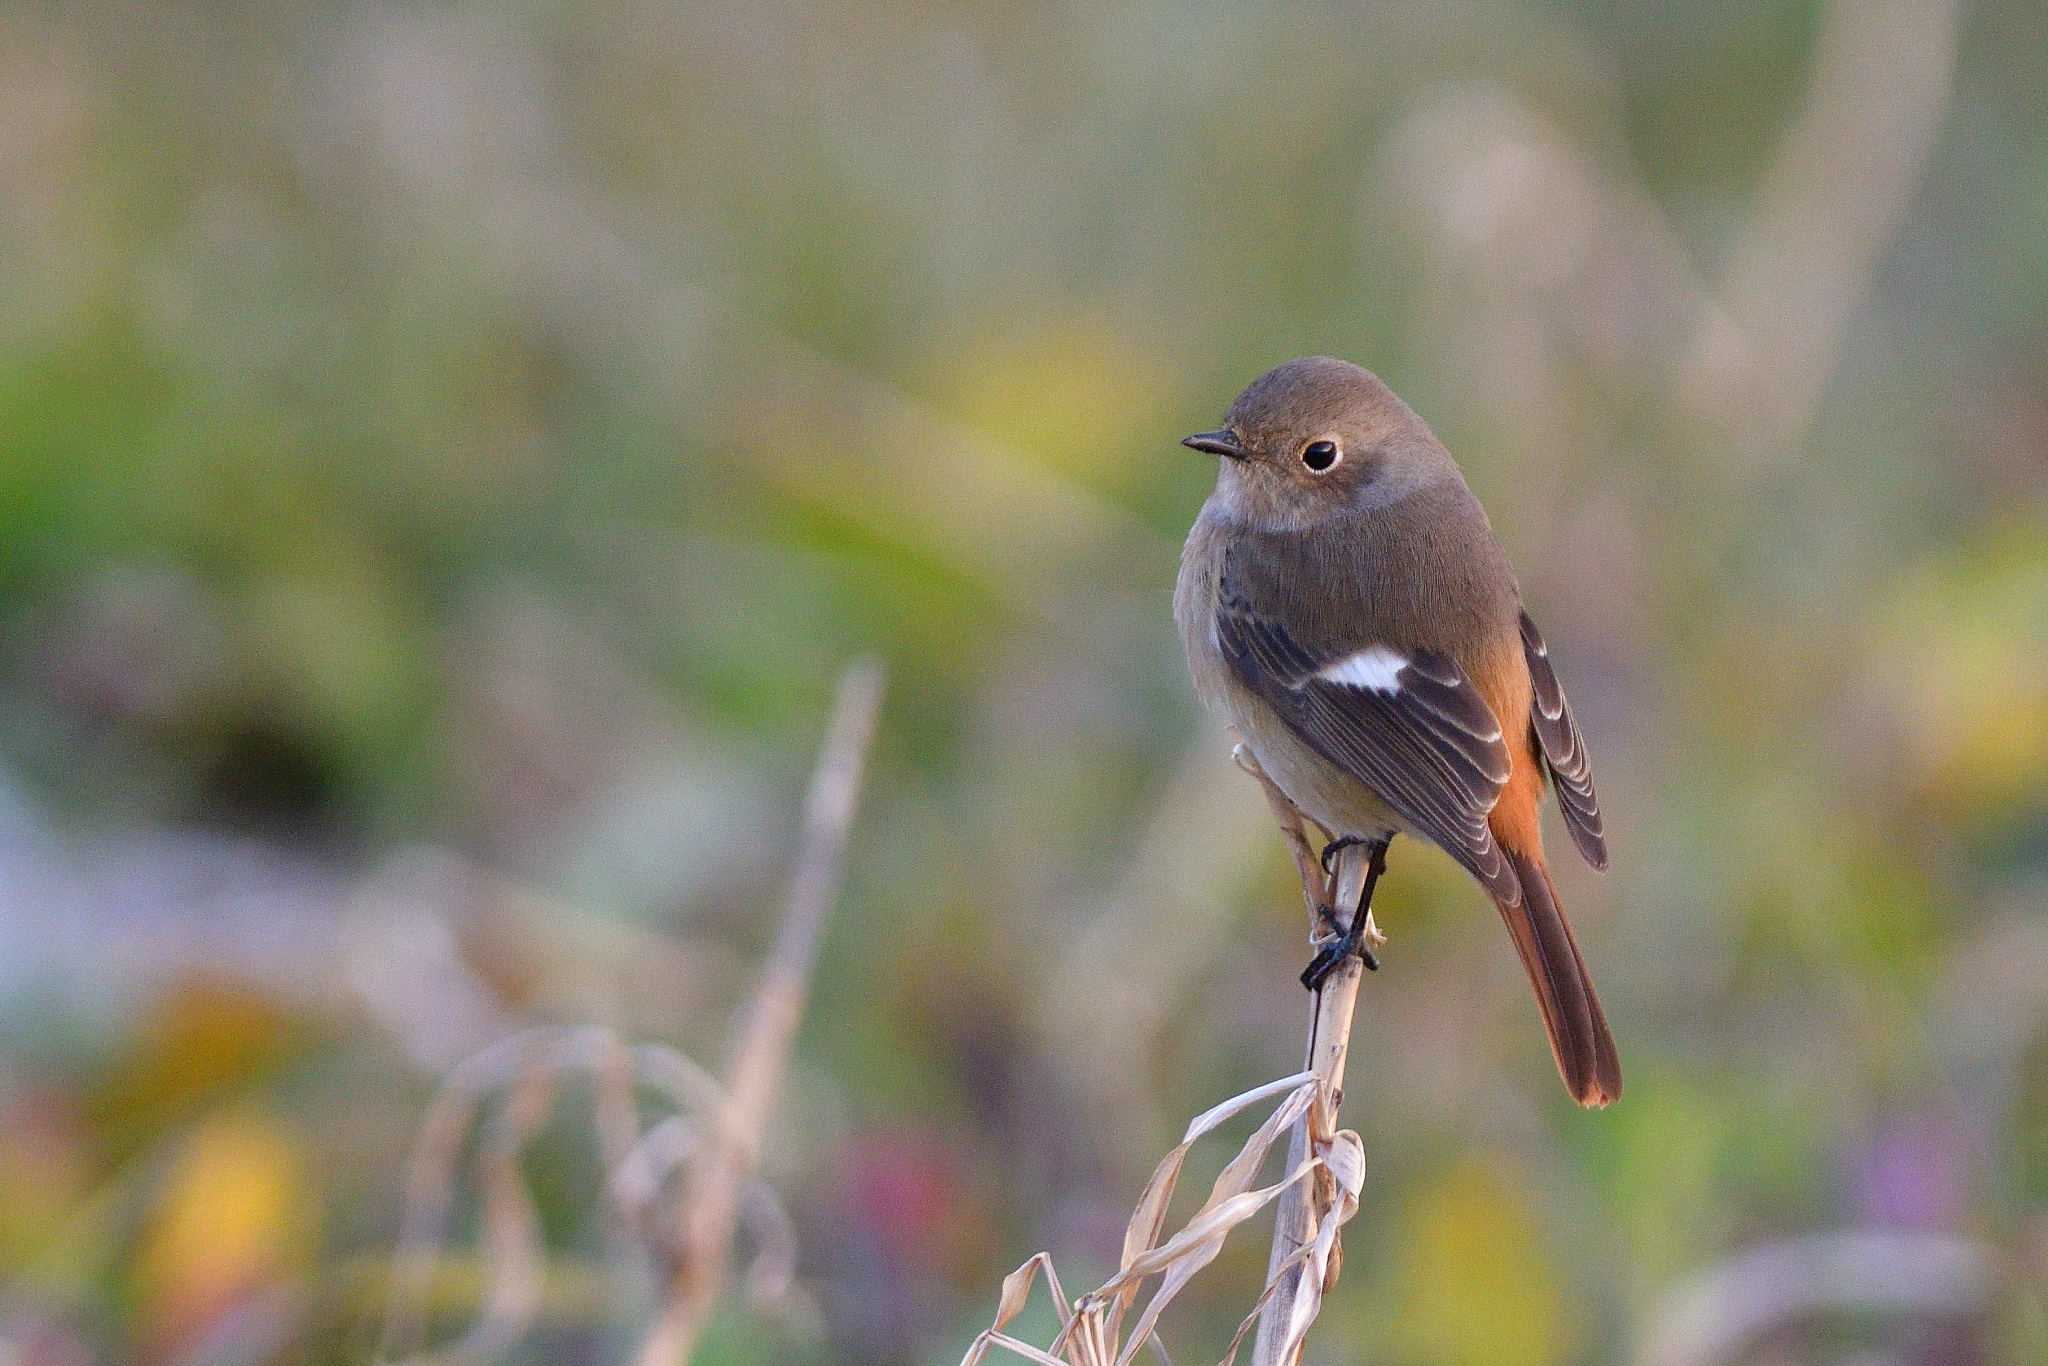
1300 440 1340 472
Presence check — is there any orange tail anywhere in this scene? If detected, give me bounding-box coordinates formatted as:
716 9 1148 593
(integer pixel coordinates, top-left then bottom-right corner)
1494 847 1622 1107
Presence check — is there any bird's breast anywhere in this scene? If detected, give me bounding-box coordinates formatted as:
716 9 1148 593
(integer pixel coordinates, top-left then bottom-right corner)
1175 510 1403 841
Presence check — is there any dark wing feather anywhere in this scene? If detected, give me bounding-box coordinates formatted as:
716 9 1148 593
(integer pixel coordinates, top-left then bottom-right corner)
1218 593 1522 906
1518 611 1608 870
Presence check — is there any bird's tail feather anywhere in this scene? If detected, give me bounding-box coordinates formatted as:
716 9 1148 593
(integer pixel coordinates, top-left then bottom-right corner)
1494 847 1622 1107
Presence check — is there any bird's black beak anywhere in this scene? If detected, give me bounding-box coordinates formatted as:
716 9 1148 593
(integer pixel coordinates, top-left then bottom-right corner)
1182 429 1247 460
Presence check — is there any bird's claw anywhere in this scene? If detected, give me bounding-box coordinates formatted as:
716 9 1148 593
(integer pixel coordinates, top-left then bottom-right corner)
1319 835 1367 876
1301 914 1380 989
1301 934 1378 990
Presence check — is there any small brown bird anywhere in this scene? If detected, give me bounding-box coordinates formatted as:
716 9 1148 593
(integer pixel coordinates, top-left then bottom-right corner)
1175 356 1621 1106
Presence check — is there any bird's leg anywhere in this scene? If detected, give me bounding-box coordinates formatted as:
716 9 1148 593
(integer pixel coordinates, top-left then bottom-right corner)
1232 741 1335 928
1314 901 1346 935
1302 839 1391 990
1319 834 1367 876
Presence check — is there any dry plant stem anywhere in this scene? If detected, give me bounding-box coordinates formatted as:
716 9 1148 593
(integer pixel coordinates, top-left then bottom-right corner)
1688 0 1960 451
1246 763 1374 1366
376 1025 807 1363
635 658 887 1366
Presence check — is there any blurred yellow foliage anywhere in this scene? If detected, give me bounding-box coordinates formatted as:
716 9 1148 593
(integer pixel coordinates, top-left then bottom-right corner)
1388 1157 1574 1366
926 312 1169 486
135 1109 314 1350
1877 518 2048 817
97 979 297 1143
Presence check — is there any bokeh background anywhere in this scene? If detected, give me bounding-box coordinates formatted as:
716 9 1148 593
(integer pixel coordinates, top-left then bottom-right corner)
2 0 2044 1362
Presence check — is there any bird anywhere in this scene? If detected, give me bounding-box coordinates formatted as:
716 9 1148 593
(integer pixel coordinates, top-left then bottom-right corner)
1174 356 1621 1107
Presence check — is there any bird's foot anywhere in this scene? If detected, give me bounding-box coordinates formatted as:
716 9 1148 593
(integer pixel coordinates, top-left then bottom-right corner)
1319 835 1367 876
1301 921 1379 989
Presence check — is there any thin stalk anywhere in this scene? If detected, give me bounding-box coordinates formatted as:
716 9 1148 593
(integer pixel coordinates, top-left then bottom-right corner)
634 658 886 1366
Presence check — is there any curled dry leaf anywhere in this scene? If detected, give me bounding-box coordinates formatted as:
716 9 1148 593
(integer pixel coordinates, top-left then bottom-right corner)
1265 1127 1365 1361
376 1022 810 1364
957 1073 1346 1366
958 1254 1074 1366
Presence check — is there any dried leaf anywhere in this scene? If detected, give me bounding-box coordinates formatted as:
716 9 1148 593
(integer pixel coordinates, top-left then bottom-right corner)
1112 1159 1321 1366
1270 1128 1367 1361
1103 1073 1314 1340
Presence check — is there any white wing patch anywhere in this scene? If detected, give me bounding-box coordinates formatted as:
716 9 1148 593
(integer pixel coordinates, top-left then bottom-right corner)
1316 645 1408 693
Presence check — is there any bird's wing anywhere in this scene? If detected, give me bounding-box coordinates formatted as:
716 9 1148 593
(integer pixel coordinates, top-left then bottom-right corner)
1518 610 1608 870
1216 549 1521 905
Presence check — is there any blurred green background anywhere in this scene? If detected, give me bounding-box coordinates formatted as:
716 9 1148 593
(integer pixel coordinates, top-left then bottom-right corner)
2 0 2044 1362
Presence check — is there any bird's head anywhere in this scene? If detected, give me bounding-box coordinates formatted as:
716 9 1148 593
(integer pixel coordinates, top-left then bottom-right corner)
1183 356 1453 529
